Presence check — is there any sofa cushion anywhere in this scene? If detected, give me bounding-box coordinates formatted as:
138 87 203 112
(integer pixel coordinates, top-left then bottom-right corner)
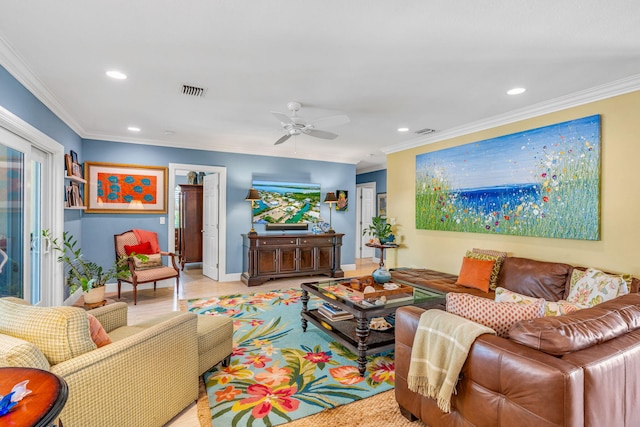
496 257 572 301
495 287 581 316
565 268 629 308
455 257 495 292
133 253 163 270
0 333 51 370
0 298 96 365
446 292 545 337
509 293 640 356
470 248 507 290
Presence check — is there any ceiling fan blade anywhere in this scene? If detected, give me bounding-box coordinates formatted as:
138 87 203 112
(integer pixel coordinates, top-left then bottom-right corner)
308 114 350 128
302 128 339 140
274 134 292 145
272 111 294 124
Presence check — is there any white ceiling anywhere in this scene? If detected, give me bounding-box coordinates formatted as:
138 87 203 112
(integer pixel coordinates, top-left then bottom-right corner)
1 1 640 172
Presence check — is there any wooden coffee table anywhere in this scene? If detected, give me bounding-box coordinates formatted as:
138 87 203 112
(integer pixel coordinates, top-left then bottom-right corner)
0 367 68 426
300 277 445 376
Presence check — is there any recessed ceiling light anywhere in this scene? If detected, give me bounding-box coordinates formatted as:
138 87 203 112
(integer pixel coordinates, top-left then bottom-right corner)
127 126 140 132
397 127 410 132
507 87 526 95
106 70 127 80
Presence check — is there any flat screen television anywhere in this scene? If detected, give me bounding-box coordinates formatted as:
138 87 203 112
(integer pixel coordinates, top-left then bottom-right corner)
252 180 321 229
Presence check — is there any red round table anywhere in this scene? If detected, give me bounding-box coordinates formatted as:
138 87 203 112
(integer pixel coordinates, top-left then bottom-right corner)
0 367 68 427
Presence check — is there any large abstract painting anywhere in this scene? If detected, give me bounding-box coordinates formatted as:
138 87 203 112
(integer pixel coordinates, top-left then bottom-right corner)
85 162 168 214
415 115 601 240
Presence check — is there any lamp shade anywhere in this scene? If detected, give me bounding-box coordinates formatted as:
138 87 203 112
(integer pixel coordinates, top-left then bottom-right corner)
245 188 260 201
323 192 338 203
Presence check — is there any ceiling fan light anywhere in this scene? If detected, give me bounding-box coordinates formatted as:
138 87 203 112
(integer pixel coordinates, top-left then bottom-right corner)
397 127 409 132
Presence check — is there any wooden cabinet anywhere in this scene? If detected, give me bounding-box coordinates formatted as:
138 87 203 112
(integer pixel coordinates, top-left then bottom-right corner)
178 184 203 270
241 233 344 286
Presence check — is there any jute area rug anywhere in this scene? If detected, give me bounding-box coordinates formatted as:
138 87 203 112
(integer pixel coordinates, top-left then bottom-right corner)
196 380 426 427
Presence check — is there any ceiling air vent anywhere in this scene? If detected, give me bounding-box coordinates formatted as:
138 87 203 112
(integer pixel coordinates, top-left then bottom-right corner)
180 84 207 97
414 128 436 136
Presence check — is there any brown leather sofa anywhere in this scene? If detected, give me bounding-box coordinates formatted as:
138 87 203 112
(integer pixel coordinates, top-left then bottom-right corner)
393 257 640 427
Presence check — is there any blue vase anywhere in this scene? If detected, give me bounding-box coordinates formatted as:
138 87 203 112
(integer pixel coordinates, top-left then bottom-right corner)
372 267 391 284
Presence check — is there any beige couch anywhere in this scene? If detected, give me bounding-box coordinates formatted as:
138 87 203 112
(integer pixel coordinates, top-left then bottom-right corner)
0 297 233 427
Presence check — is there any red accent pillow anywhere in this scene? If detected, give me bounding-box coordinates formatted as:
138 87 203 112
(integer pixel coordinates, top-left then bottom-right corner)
455 257 496 293
86 313 112 348
124 241 153 255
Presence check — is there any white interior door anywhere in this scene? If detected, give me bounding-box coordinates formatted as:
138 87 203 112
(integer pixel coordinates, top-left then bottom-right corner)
202 173 219 280
357 183 376 259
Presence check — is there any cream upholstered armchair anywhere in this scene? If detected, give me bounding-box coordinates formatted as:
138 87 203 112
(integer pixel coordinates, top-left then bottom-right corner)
113 229 180 304
0 297 200 427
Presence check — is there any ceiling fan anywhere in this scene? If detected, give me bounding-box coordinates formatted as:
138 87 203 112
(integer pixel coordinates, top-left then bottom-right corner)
271 101 350 145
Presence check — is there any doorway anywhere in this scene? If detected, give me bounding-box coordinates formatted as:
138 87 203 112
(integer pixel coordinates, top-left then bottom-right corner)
356 182 376 260
168 163 227 281
0 107 64 305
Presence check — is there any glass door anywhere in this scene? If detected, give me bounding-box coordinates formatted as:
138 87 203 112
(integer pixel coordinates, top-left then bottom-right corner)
0 128 26 299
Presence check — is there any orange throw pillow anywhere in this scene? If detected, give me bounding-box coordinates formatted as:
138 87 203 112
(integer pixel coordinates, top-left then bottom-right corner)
455 257 496 292
86 313 112 348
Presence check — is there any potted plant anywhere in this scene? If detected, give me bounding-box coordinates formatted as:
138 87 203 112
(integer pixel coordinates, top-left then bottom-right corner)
42 230 137 303
362 216 394 244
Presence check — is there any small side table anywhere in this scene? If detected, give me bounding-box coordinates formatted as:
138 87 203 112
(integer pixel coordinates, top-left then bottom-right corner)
0 367 68 427
365 242 399 269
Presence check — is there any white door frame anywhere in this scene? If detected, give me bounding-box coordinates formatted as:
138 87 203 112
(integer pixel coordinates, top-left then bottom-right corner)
356 182 376 260
0 106 65 306
168 163 229 280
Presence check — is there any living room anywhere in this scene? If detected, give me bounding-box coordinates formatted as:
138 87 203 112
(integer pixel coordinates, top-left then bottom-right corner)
2 2 640 427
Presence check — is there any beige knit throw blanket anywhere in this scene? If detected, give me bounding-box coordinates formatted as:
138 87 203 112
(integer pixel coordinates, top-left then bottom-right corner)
407 310 495 413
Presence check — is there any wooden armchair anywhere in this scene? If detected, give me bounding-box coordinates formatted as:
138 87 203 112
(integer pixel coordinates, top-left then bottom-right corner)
113 229 180 304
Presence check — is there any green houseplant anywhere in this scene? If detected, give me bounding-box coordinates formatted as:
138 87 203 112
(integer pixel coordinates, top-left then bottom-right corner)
42 230 137 300
362 216 394 244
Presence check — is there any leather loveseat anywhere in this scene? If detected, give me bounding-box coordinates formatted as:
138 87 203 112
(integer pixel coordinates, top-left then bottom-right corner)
393 257 640 427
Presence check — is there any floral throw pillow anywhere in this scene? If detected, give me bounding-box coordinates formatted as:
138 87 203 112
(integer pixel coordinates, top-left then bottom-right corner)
446 292 545 338
495 287 581 316
566 268 630 308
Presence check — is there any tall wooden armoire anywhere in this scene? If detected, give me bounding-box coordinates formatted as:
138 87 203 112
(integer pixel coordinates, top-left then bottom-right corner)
178 184 203 270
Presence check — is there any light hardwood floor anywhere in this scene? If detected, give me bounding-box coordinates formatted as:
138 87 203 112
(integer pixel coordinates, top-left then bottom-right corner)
108 259 378 426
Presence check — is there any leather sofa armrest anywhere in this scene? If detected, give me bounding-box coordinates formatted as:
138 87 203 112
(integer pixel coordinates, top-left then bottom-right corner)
88 302 128 333
395 306 586 427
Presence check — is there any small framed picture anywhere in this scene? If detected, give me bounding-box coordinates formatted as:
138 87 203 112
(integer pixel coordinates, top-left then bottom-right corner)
72 162 83 178
70 150 78 164
65 154 73 176
335 190 348 212
377 193 387 217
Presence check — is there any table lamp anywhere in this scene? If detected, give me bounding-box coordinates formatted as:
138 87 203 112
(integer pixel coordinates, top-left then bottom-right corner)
245 188 261 235
323 192 338 234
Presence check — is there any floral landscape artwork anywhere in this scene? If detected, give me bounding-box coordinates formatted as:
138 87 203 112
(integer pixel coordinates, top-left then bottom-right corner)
415 115 601 240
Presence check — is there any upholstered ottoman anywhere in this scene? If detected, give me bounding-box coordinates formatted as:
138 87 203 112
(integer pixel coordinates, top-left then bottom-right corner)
112 310 233 375
196 314 233 375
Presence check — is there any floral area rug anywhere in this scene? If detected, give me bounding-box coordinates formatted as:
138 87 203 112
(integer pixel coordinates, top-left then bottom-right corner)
185 289 395 427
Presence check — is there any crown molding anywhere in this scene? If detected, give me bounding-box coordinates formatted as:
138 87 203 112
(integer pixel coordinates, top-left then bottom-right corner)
0 33 86 136
382 74 640 155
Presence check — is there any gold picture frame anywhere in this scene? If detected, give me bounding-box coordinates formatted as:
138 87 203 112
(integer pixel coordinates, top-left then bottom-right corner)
84 162 168 214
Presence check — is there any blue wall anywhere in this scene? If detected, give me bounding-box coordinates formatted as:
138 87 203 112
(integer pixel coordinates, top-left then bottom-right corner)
1 64 357 278
82 140 357 274
356 169 387 214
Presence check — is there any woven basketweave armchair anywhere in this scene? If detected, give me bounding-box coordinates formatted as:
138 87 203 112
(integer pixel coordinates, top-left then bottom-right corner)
113 229 180 304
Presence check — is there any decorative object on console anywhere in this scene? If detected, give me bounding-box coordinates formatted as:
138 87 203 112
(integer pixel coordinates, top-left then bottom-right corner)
415 114 601 240
323 191 338 233
244 187 261 235
363 216 393 244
